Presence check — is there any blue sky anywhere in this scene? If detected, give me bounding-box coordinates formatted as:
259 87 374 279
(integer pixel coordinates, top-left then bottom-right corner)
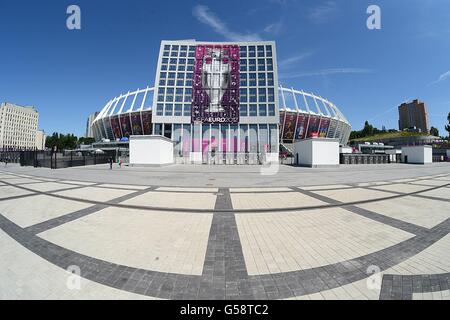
0 0 449 136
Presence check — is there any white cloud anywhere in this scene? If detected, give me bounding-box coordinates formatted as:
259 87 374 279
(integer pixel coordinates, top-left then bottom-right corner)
278 52 313 68
264 21 283 35
431 70 450 85
308 1 337 23
280 68 372 79
192 5 262 42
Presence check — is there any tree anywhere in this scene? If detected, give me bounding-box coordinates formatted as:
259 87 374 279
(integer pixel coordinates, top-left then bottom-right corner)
446 112 450 138
430 127 439 137
78 137 95 145
45 132 79 151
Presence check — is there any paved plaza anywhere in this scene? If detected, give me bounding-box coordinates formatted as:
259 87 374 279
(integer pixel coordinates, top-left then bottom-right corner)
0 163 449 300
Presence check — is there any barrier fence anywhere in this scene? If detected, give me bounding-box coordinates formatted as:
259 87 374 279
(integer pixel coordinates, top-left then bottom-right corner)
1 151 112 169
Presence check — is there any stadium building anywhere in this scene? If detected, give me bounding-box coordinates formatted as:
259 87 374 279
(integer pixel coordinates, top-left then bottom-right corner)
91 40 351 164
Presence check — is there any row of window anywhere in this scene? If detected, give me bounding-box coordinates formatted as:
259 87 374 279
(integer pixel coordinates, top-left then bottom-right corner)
159 72 275 88
154 103 276 118
240 88 275 103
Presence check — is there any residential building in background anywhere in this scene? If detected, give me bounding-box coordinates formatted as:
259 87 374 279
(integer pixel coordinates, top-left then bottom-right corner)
35 129 46 150
86 112 99 138
398 99 430 133
0 102 40 150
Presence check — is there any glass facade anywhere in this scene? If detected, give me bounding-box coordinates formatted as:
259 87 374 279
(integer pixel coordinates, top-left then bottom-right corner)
92 41 352 163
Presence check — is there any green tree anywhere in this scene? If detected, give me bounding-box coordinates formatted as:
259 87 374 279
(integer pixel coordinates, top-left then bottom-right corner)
78 137 95 145
430 127 439 137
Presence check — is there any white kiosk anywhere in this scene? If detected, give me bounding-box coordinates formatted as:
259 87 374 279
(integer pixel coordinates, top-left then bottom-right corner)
129 135 174 166
401 145 432 164
294 138 340 168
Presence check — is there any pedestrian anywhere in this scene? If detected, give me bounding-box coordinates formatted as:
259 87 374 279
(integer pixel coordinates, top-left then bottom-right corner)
5 158 7 167
109 157 113 170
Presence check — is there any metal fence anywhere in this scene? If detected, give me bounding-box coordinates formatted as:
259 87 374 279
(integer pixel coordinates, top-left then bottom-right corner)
340 154 391 165
16 151 111 169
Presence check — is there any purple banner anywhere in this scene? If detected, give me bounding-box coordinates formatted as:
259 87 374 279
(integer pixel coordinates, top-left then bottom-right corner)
192 44 240 124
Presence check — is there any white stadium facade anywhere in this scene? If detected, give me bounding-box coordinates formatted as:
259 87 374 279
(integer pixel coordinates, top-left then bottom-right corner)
91 40 351 164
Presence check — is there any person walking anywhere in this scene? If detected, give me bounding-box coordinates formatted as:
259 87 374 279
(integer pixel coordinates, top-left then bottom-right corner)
109 157 113 170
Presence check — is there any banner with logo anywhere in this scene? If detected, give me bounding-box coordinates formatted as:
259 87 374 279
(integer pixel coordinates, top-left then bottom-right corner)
192 44 240 124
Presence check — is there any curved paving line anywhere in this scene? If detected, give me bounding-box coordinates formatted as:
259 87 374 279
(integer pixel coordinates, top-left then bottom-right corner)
0 178 449 214
0 212 449 300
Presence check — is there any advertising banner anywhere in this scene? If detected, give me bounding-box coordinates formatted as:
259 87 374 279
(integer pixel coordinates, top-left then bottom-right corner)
141 111 152 135
192 44 240 124
318 118 330 138
307 115 320 138
295 114 309 140
119 114 132 138
130 113 143 135
282 113 296 140
110 116 121 139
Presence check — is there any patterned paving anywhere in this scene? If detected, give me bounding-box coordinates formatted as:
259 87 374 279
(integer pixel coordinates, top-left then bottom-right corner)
0 168 449 300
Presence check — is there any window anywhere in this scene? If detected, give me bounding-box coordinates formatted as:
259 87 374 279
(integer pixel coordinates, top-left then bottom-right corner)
169 65 176 71
259 104 267 116
258 59 266 71
240 104 248 117
175 104 182 116
249 59 256 71
258 73 266 86
249 73 257 87
179 58 186 65
164 45 170 50
160 72 167 79
267 59 273 71
249 88 257 103
268 88 275 102
248 46 256 57
184 104 191 116
240 73 247 86
165 104 173 116
249 104 257 116
259 88 267 102
268 104 276 116
239 89 247 102
267 73 274 86
167 79 175 86
156 104 164 116
171 45 179 50
163 51 169 57
168 72 175 79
